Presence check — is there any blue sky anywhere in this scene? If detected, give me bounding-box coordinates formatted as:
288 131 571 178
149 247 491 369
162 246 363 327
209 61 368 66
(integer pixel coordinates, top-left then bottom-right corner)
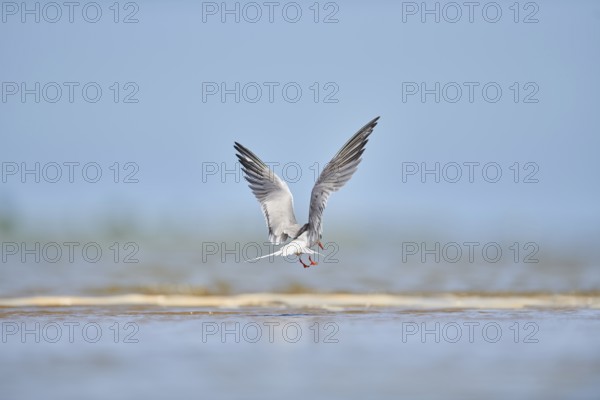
1 0 599 251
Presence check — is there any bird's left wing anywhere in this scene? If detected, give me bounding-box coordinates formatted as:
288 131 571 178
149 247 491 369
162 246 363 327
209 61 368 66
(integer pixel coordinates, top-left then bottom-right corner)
306 116 380 246
234 142 300 244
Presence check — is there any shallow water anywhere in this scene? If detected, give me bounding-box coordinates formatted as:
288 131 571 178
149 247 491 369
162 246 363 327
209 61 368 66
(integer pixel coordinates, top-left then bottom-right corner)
2 236 599 398
1 237 598 297
2 299 599 399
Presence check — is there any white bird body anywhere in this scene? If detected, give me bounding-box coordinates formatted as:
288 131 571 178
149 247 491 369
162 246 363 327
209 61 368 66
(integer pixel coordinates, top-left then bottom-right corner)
251 232 317 261
234 116 380 268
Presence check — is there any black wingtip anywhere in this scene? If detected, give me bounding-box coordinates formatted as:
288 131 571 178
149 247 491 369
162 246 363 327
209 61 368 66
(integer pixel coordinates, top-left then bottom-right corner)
356 116 380 140
360 116 380 133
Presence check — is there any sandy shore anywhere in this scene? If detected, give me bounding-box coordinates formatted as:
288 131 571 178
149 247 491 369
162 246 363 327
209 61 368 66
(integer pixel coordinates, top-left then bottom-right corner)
1 292 599 309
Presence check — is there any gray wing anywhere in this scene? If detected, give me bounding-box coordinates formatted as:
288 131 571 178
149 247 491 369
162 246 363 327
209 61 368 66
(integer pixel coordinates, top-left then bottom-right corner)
307 116 380 246
235 142 300 244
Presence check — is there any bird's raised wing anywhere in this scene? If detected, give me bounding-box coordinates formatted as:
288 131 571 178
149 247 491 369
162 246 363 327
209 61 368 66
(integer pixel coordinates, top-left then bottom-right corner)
235 142 300 244
307 116 380 246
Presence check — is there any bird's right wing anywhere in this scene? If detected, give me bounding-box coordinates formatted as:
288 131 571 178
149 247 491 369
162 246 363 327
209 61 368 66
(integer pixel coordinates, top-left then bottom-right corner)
234 142 299 244
307 116 380 246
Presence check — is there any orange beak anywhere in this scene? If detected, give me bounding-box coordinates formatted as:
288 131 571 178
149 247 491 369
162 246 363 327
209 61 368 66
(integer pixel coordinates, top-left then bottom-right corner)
318 241 324 250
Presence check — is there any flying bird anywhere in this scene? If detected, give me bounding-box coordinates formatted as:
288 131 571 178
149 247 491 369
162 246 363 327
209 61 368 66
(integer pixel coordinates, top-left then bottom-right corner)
234 116 380 268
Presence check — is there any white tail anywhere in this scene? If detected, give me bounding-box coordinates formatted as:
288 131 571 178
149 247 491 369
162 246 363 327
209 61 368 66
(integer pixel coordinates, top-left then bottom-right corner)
246 241 320 263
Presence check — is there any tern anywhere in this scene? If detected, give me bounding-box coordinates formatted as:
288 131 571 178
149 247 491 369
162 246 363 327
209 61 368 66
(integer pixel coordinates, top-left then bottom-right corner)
234 116 380 268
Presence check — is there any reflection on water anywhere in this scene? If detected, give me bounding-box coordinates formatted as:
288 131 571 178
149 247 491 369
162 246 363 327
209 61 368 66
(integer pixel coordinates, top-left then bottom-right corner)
1 306 599 400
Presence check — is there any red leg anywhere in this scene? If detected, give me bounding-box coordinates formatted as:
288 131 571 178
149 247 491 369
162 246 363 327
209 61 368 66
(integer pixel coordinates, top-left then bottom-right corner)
308 256 318 266
299 255 310 268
